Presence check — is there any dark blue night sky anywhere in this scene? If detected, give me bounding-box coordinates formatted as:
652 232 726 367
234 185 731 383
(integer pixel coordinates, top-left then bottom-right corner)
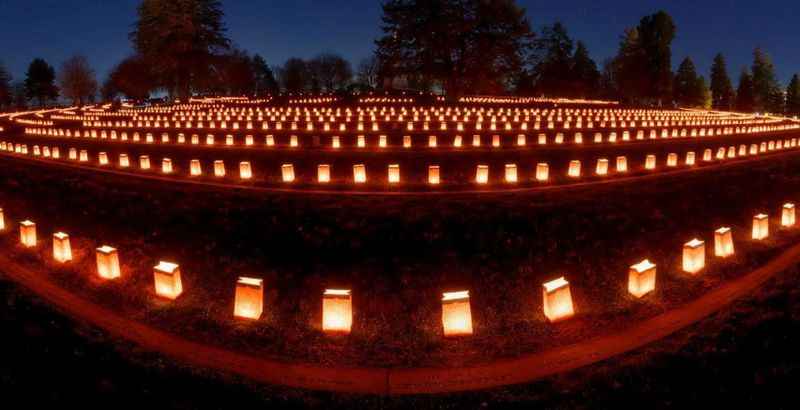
1 0 798 84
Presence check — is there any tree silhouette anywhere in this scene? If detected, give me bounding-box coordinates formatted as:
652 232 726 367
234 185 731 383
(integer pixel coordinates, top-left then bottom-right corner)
376 0 533 96
637 11 676 105
570 41 600 98
673 57 706 107
0 62 12 109
12 81 28 109
605 11 676 105
106 55 156 100
786 74 800 116
252 55 278 96
356 56 380 90
308 53 353 92
609 28 648 103
58 55 98 106
710 53 735 110
131 0 230 99
530 22 574 97
24 58 59 107
751 48 783 113
279 58 310 93
214 49 256 96
735 69 755 112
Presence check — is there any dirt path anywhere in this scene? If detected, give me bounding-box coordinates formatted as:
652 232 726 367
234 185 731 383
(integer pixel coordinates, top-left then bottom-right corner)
2 240 799 395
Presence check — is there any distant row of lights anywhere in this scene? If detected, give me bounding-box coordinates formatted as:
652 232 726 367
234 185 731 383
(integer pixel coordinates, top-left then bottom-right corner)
46 107 785 125
459 96 619 105
358 97 416 104
3 137 797 186
38 104 773 125
66 116 776 131
23 124 799 152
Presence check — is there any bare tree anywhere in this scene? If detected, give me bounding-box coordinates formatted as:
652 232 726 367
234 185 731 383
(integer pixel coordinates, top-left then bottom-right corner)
309 53 353 92
279 58 310 93
356 56 380 89
58 55 97 105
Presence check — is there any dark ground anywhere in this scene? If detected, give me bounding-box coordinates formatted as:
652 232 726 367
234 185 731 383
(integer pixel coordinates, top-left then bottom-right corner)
2 262 799 409
3 125 800 405
2 145 800 368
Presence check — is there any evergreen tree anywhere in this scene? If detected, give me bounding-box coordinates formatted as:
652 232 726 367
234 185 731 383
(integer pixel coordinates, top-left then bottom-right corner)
252 54 278 96
698 76 712 109
786 74 800 116
131 0 230 98
710 53 735 110
637 11 676 105
598 58 620 100
736 69 755 112
673 57 705 107
610 28 648 103
751 48 783 113
608 11 676 105
570 41 600 98
531 22 574 96
0 62 12 109
24 58 59 107
376 0 534 96
216 49 256 96
526 23 600 98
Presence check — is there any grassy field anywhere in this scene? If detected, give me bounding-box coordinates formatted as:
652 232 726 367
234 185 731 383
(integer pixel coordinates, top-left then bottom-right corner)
2 261 799 408
2 146 800 368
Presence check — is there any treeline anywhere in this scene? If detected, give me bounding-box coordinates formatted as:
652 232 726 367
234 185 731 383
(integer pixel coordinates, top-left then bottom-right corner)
375 1 799 113
0 55 98 110
109 0 378 99
0 0 378 110
2 0 800 116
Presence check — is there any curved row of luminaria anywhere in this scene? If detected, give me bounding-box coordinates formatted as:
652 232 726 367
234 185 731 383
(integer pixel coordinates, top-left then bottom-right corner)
19 103 797 146
458 96 620 105
21 121 800 150
2 136 799 187
13 102 794 136
40 105 778 129
0 200 793 336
